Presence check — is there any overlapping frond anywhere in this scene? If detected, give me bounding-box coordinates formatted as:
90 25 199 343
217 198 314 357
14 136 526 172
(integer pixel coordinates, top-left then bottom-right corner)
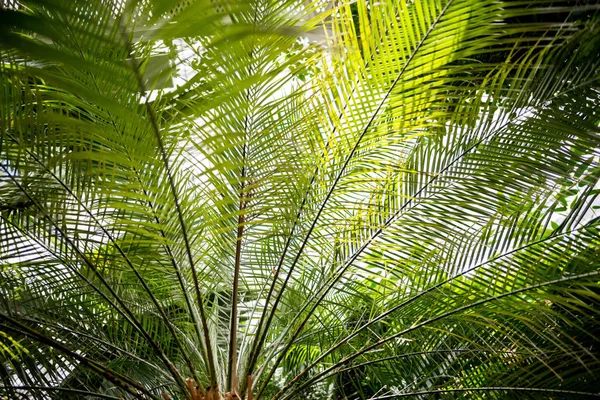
1 0 599 399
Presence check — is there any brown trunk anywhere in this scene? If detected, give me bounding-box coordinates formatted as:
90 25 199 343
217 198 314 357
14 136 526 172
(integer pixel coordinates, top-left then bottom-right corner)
247 375 253 400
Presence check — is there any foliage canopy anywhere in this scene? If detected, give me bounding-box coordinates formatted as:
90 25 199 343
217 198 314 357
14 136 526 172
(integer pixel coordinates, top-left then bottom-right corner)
1 0 600 399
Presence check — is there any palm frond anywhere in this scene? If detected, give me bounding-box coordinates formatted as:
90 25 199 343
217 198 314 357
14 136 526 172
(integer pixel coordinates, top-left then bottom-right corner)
1 0 599 399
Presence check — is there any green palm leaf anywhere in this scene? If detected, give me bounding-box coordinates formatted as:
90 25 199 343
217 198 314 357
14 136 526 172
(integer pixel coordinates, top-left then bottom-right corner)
1 0 599 399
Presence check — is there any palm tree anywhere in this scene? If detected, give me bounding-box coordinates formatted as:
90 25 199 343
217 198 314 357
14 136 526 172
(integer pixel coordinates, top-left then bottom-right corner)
1 0 600 398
